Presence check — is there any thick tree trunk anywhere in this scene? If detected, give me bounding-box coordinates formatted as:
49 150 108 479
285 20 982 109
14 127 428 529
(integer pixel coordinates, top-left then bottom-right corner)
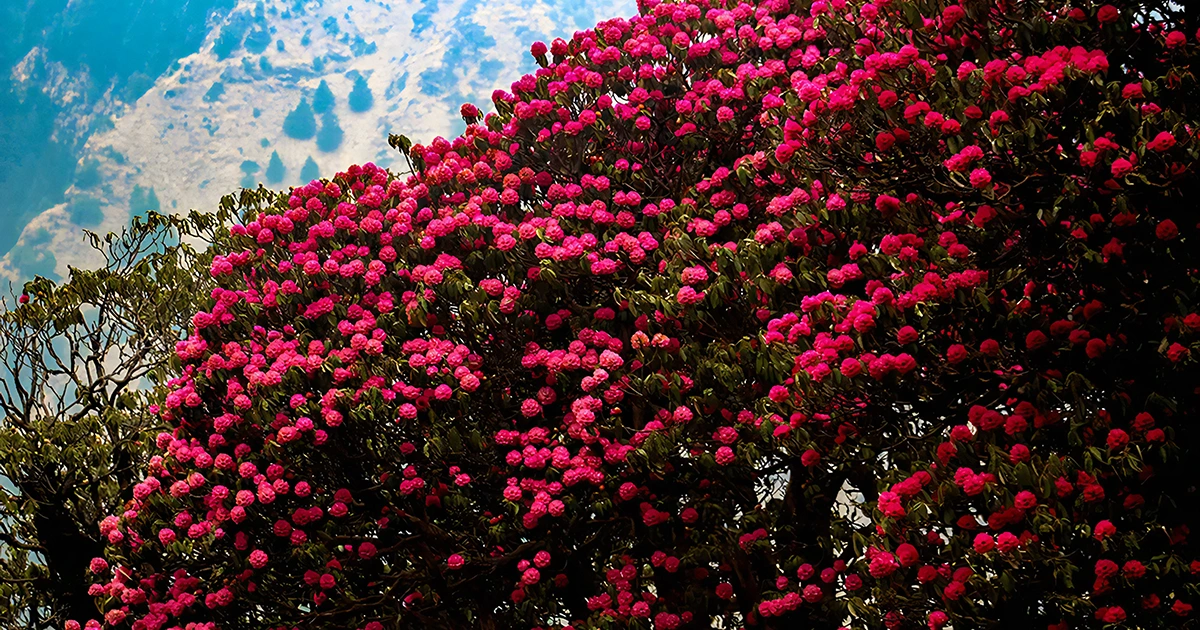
24 482 103 627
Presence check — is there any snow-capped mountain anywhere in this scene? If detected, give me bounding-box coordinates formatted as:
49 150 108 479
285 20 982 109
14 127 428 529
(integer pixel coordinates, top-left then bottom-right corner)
0 0 635 283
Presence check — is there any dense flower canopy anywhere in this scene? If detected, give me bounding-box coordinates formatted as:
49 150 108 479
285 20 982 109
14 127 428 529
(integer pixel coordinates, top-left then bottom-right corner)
86 0 1199 629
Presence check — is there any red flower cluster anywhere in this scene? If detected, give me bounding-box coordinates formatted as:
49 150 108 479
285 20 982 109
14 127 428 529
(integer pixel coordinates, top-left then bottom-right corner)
84 0 1199 629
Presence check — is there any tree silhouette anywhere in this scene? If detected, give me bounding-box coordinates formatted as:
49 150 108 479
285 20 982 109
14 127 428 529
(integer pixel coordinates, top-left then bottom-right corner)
282 98 316 140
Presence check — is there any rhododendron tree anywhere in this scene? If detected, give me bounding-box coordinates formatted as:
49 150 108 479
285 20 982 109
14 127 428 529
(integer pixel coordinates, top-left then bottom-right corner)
0 211 228 629
89 0 1200 628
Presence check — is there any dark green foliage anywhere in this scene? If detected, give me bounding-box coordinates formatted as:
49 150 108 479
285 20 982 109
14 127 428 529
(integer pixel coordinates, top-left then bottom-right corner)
316 110 343 152
202 81 225 103
65 196 104 227
299 155 319 182
264 151 285 184
282 98 316 140
74 160 102 190
312 79 335 114
0 209 231 629
239 160 260 188
129 186 160 220
348 74 373 112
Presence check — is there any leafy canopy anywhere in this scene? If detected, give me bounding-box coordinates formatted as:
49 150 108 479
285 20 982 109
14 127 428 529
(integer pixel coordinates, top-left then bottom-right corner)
84 1 1199 629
